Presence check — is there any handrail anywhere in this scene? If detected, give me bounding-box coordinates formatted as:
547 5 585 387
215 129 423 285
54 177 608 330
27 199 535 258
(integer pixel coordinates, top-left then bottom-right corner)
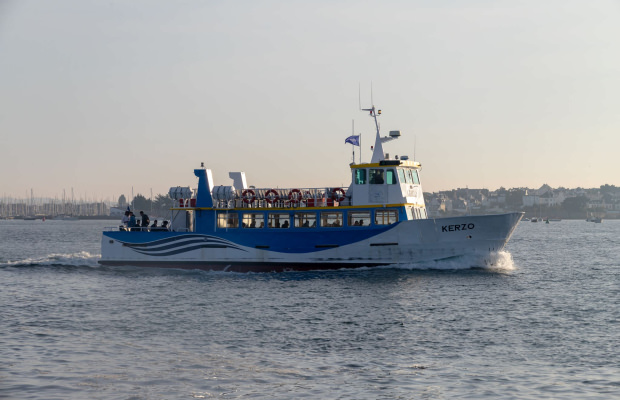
103 226 171 232
213 187 350 209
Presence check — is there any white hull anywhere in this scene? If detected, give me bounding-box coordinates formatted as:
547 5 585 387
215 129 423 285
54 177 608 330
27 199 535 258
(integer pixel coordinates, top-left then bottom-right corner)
100 213 522 272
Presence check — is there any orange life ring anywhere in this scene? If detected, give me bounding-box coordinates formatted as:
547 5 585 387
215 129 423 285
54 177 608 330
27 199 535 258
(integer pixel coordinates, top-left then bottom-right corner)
241 189 256 204
265 189 280 204
288 189 302 206
331 187 346 202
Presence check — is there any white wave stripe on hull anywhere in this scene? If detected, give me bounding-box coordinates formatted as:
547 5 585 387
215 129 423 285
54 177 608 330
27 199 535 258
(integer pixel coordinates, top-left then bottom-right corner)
101 213 521 268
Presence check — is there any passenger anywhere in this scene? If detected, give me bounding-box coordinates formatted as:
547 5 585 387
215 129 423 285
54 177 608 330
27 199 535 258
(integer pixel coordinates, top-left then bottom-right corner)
140 211 150 227
311 221 316 228
282 220 289 228
128 212 137 230
302 220 310 228
353 220 360 226
250 221 256 228
121 211 130 228
358 219 364 226
371 170 384 184
151 220 158 228
161 221 169 230
259 222 264 228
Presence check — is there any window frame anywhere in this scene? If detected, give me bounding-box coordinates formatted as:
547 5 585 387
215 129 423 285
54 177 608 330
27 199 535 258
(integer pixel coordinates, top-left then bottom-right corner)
369 168 385 184
320 211 344 228
386 168 397 185
347 211 371 227
294 212 317 228
355 169 367 185
267 212 290 229
217 212 239 228
242 212 264 228
374 209 398 225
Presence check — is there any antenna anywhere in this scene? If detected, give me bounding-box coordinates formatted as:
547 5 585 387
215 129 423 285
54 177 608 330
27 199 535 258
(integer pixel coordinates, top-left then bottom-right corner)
370 81 374 106
351 119 355 164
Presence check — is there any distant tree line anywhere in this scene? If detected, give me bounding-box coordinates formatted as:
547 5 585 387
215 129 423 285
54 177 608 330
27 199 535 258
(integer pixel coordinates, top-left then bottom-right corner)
118 193 174 217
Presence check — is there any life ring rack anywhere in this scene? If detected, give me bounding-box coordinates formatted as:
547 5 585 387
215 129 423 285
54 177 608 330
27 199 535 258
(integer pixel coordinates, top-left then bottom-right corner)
241 189 256 204
264 189 280 204
288 189 303 206
331 187 346 202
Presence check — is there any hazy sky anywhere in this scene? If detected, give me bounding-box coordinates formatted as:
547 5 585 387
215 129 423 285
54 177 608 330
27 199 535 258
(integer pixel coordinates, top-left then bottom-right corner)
1 0 619 201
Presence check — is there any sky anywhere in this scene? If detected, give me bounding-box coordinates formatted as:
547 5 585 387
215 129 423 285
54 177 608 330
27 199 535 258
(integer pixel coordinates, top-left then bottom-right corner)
1 0 619 202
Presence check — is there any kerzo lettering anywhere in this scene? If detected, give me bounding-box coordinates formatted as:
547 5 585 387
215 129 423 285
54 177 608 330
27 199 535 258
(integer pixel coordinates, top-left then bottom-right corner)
441 223 475 232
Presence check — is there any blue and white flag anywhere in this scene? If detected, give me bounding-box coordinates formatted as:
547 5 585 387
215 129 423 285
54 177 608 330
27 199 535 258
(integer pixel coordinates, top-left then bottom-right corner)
345 135 360 146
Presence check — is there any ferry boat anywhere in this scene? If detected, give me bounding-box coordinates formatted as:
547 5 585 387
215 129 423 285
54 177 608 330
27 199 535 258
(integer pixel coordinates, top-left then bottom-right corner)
99 105 523 272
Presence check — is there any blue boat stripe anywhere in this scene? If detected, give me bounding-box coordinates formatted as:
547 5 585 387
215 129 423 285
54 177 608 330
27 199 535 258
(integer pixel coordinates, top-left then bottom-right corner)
117 234 209 246
132 241 245 254
127 238 219 252
132 243 246 256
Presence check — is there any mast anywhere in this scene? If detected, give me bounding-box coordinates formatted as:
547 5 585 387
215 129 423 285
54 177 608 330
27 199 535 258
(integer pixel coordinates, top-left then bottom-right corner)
361 104 384 163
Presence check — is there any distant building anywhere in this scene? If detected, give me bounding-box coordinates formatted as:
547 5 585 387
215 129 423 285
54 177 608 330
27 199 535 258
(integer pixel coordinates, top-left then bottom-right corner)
109 207 125 217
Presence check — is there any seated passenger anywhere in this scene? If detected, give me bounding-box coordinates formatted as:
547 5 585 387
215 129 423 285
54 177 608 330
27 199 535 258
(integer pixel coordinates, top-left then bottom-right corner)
151 220 158 228
161 221 169 230
302 220 310 228
259 222 264 228
358 219 364 226
282 220 289 228
250 221 256 228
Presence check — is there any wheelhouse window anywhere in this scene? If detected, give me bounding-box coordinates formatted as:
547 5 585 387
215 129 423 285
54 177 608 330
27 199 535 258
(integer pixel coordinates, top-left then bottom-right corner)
295 212 316 228
375 209 398 225
268 213 289 228
355 169 367 184
398 168 407 184
320 212 343 227
369 169 384 184
405 169 419 185
242 213 264 228
217 212 239 228
348 211 371 227
386 169 397 185
401 168 413 184
411 169 420 185
419 208 427 219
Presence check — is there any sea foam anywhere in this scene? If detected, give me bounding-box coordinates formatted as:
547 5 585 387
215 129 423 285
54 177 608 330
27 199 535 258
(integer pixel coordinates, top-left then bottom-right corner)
1 251 101 268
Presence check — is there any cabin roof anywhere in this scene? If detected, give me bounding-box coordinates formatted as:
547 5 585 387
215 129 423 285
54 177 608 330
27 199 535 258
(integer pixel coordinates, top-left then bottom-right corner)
350 160 421 169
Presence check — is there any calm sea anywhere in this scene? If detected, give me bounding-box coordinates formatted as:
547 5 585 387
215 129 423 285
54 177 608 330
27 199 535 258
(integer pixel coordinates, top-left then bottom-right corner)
1 219 618 399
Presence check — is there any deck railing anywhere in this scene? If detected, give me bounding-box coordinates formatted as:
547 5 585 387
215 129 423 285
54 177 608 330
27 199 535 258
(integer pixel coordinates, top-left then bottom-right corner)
103 226 171 232
212 187 349 209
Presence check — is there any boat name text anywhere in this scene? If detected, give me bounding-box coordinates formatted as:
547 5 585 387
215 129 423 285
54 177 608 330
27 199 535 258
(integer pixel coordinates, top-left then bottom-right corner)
442 223 475 232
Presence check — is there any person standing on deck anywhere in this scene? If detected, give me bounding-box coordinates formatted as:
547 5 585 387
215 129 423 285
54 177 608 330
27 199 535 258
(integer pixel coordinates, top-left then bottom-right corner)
140 211 150 228
121 211 130 228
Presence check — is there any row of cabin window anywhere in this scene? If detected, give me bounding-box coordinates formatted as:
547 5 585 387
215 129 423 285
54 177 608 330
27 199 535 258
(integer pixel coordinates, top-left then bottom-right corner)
355 168 420 185
217 210 398 229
